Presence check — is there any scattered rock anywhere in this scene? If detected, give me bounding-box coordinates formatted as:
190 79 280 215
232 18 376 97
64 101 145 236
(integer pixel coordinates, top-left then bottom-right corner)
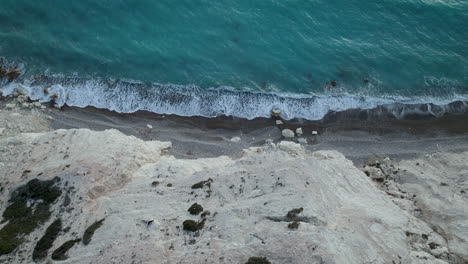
51 239 81 261
14 87 27 96
0 67 7 79
5 104 15 110
151 181 160 187
230 137 241 143
200 211 211 218
188 203 204 215
278 141 303 155
275 120 283 125
312 131 318 135
296 128 303 136
287 208 304 219
83 219 105 245
246 257 271 264
287 221 300 229
182 219 205 232
271 109 281 117
191 178 213 189
281 129 295 138
6 67 21 81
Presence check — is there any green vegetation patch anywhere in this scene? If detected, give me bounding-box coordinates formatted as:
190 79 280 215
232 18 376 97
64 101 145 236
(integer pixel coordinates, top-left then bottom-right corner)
51 239 81 261
0 177 62 256
246 257 271 264
33 219 62 261
83 219 105 245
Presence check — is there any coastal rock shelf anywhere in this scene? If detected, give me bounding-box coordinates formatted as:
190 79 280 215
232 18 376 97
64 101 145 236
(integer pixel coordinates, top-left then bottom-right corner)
0 107 467 263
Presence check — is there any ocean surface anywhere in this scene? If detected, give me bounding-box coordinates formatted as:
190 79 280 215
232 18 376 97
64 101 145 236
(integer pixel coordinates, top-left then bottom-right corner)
0 0 467 119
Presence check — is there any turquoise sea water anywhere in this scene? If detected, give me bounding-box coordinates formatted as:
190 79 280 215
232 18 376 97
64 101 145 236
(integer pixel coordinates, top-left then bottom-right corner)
0 0 467 119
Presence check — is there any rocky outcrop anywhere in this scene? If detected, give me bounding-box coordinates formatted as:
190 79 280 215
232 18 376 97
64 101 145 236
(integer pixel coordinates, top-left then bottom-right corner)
0 118 466 263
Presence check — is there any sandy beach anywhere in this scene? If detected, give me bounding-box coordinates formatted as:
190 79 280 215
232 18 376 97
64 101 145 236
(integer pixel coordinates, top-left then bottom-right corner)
1 94 468 264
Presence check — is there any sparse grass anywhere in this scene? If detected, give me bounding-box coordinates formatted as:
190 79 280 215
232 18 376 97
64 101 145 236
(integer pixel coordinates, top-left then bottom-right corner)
0 178 62 256
83 219 105 245
51 239 81 261
33 219 62 261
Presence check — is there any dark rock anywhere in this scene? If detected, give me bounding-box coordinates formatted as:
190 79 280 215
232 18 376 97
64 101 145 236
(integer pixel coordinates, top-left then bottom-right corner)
183 219 205 232
288 221 300 229
246 256 271 264
6 67 21 81
0 67 7 79
151 181 160 187
200 211 211 218
188 203 204 215
167 183 173 187
33 219 62 261
51 239 81 261
191 178 213 189
83 219 105 245
286 208 303 219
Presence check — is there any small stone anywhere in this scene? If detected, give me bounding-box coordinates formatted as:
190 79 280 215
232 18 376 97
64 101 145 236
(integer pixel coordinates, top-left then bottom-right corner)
271 109 281 117
296 128 303 136
188 203 204 215
5 104 16 110
281 129 295 138
312 131 318 135
151 181 159 187
288 221 300 229
275 120 283 125
146 124 153 129
297 138 307 144
230 137 241 143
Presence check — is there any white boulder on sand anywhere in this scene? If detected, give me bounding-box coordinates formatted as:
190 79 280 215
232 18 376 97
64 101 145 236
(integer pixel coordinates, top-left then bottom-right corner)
1 122 467 263
281 129 295 138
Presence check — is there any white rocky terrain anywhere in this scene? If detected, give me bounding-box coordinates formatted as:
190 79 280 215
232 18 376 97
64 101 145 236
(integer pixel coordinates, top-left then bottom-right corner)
0 106 467 264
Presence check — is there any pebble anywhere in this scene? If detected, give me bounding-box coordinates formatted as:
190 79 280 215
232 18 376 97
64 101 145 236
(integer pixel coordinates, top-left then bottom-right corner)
296 128 303 136
230 137 241 143
282 129 295 138
275 120 283 125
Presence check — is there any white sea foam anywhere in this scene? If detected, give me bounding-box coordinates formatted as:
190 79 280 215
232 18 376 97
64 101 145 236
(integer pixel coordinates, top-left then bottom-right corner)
1 78 467 120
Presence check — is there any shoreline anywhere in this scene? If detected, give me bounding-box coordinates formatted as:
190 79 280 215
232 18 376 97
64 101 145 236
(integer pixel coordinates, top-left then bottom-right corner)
2 94 468 164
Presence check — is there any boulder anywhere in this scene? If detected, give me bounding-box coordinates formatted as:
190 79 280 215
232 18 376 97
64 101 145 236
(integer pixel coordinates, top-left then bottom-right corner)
14 87 27 96
6 67 21 81
0 67 7 79
296 128 303 136
297 138 307 144
271 109 281 117
230 137 241 143
33 102 42 107
5 104 15 110
281 129 295 138
278 141 303 154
